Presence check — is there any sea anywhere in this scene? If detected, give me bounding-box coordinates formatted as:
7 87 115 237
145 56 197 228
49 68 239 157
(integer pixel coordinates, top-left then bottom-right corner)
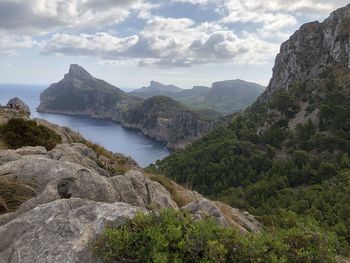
0 84 170 167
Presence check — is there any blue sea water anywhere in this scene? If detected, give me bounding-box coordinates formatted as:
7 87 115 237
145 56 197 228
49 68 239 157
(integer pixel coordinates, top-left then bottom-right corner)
0 84 169 167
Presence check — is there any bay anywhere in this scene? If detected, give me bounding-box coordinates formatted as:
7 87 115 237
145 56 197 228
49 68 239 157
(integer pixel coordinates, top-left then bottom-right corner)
0 84 169 167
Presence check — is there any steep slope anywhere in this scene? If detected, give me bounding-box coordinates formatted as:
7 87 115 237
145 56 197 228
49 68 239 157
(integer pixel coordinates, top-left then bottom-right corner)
122 96 214 149
151 4 350 255
38 65 214 150
38 64 140 120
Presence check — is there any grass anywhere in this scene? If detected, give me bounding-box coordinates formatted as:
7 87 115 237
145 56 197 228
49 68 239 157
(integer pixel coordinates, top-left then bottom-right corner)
148 174 197 207
79 140 136 175
0 176 37 214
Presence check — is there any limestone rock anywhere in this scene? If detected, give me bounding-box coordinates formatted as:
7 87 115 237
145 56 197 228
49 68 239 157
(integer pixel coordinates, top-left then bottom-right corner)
0 156 118 210
110 170 178 209
262 4 350 101
34 118 83 143
0 108 29 126
48 143 109 177
182 199 229 227
6 97 31 116
0 198 144 263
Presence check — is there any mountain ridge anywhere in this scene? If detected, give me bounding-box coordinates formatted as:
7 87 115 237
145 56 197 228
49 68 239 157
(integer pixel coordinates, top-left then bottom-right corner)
130 79 264 116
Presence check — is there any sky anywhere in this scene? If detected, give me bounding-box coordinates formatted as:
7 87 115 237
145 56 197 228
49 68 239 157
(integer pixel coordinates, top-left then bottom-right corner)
0 0 349 89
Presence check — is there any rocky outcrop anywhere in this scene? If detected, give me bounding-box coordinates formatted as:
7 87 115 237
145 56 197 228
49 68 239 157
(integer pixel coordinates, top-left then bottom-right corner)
6 97 30 116
0 107 29 126
110 170 178 209
262 4 350 101
0 198 144 263
48 143 110 177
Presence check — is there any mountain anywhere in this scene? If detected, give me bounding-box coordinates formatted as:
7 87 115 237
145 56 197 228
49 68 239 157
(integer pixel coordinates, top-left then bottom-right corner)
129 80 183 98
130 80 264 117
37 64 139 120
38 65 214 150
205 80 264 114
121 96 214 149
151 4 350 255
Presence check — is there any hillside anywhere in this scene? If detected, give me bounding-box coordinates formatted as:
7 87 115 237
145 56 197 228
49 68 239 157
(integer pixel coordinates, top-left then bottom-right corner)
0 104 276 262
150 4 350 256
130 80 264 116
38 65 214 150
122 96 214 149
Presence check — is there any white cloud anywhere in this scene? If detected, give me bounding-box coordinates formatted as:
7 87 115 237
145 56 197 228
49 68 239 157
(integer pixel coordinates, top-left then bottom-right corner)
0 0 140 33
0 32 39 55
42 16 278 67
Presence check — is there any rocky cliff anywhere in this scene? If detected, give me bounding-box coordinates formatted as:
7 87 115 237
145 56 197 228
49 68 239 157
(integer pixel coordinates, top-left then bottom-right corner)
0 108 260 262
38 65 214 150
262 4 350 101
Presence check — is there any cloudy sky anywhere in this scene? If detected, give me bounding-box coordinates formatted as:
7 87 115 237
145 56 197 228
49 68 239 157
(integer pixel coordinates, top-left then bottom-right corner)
0 0 348 89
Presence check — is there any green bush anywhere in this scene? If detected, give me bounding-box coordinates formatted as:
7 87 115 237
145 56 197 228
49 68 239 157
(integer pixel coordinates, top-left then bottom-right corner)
93 209 337 263
0 118 62 150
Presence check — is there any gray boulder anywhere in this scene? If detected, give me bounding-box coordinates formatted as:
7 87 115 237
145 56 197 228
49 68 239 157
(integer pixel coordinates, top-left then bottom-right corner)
182 199 229 227
110 170 178 209
48 143 109 177
6 97 30 116
0 198 144 263
0 155 118 220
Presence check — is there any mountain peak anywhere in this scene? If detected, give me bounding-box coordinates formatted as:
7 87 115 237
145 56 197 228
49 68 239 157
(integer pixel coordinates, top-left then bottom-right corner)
68 64 92 79
261 3 350 101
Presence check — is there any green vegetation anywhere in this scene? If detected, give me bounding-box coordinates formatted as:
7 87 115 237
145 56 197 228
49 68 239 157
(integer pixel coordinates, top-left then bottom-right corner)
0 118 62 150
93 209 337 263
150 75 350 255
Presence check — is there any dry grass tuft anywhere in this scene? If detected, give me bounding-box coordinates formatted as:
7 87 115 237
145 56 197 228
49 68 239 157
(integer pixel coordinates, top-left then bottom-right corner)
0 176 37 215
148 174 197 207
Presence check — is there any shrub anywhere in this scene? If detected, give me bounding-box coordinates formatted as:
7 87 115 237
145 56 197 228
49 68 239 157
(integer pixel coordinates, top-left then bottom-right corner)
93 209 337 263
0 118 62 150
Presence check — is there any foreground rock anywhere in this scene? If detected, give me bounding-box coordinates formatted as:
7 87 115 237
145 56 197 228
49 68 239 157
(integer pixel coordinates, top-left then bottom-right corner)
0 198 143 263
0 107 261 262
111 170 178 209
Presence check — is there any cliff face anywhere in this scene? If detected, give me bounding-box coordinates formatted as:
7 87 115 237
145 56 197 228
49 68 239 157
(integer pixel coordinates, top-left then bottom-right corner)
262 4 350 101
38 65 214 150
